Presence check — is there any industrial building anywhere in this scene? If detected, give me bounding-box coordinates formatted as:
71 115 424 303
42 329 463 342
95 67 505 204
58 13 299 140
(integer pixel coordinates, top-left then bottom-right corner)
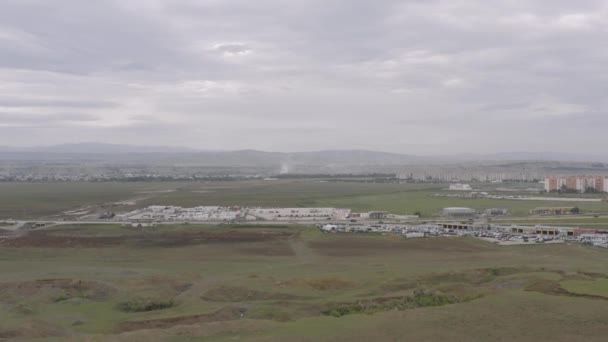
397 168 545 182
321 222 608 248
246 208 351 221
116 206 243 222
441 207 477 217
484 208 509 216
449 184 472 191
117 206 353 222
530 207 576 215
368 211 389 219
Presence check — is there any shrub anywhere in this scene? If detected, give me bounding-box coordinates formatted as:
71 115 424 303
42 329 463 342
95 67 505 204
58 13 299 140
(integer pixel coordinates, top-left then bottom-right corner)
117 297 174 312
322 289 468 317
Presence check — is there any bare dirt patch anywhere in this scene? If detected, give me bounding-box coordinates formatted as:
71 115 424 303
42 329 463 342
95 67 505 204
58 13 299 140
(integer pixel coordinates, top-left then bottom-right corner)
117 306 245 332
277 277 354 291
202 286 308 302
0 320 65 340
0 279 117 301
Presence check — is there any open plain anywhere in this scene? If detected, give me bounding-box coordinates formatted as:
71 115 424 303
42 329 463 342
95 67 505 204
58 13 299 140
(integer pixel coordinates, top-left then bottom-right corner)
2 180 608 220
1 180 608 341
1 223 608 341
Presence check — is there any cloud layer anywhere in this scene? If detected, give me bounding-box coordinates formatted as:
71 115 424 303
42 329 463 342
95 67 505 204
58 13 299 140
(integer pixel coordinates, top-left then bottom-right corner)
1 0 607 154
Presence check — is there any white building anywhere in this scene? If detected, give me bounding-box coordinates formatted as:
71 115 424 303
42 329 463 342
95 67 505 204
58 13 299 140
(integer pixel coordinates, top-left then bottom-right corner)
247 208 351 221
442 207 477 217
449 184 472 191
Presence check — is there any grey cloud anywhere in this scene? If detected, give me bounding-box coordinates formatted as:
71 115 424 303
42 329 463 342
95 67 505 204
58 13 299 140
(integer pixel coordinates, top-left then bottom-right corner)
0 0 607 154
212 43 252 56
0 112 100 127
0 98 117 108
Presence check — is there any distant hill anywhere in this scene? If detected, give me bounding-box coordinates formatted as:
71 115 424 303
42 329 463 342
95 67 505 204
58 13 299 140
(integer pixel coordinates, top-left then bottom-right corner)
0 143 606 165
0 142 196 154
458 151 604 163
0 144 430 165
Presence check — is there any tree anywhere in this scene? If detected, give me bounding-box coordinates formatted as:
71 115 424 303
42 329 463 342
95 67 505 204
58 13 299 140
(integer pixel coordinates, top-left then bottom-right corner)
570 207 580 214
559 184 577 194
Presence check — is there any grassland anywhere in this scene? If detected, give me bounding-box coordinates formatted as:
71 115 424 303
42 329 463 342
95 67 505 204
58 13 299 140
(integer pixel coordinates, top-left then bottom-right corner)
561 279 608 297
1 223 608 341
0 182 180 219
1 180 608 220
2 180 608 340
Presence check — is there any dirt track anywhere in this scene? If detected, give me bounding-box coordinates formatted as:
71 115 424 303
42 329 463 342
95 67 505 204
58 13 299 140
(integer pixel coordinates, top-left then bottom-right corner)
117 306 245 332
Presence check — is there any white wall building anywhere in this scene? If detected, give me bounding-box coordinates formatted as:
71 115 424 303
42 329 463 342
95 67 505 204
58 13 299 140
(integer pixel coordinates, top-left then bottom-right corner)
449 184 472 191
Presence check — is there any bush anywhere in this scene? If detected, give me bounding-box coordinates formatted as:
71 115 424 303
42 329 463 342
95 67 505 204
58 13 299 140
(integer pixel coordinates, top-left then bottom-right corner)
322 289 467 317
117 297 174 312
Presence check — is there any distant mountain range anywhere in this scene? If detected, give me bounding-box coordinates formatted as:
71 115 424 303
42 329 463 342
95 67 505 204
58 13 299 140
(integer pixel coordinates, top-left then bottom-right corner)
0 143 606 164
0 142 196 154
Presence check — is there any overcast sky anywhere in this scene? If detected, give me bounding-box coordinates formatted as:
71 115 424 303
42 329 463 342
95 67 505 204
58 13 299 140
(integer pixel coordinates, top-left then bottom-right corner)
1 0 607 154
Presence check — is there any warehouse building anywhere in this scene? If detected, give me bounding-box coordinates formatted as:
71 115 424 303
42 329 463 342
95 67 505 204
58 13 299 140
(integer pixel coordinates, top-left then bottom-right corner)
441 207 477 217
485 208 509 216
530 207 576 215
449 183 472 191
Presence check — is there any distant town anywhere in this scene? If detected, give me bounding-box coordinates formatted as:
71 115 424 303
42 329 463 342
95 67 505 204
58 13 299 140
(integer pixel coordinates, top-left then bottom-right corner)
6 203 607 249
544 176 608 193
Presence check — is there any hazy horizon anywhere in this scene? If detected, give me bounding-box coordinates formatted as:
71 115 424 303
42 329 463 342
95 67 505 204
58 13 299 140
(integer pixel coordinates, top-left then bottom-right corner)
2 142 608 164
1 0 607 154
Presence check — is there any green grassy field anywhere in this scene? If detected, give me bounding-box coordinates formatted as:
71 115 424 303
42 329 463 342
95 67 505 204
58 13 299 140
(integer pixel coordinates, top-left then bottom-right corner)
0 182 180 219
1 223 608 341
561 279 608 297
2 180 608 220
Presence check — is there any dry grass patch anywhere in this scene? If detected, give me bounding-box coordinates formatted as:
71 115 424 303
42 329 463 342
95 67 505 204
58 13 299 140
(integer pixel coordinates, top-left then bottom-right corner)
278 277 354 291
117 297 175 313
117 306 246 332
202 286 309 302
525 279 608 301
124 275 192 294
0 279 116 302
